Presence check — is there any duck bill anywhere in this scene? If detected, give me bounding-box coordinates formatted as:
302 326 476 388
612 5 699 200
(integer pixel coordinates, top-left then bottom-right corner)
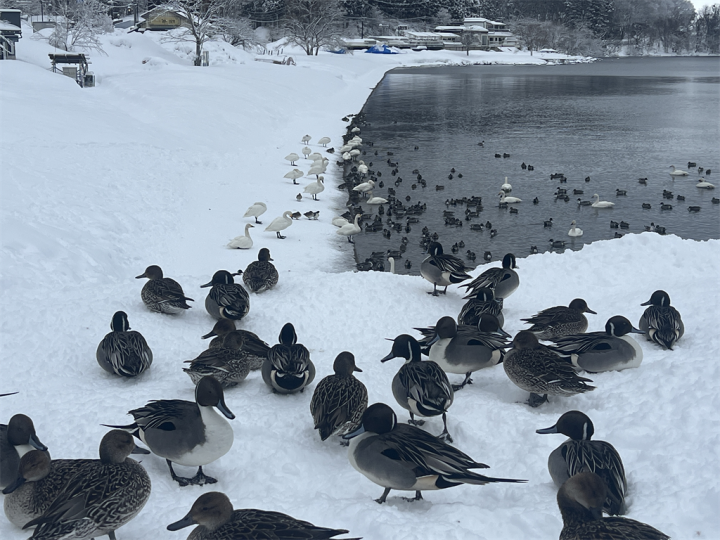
354 366 363 373
134 273 146 279
496 326 512 338
29 434 48 452
380 351 396 363
233 270 243 276
629 326 645 334
640 298 653 306
201 330 216 339
200 280 213 288
342 425 365 440
426 333 440 347
535 425 559 435
167 512 196 531
216 398 236 420
2 475 26 494
585 307 597 314
131 444 151 455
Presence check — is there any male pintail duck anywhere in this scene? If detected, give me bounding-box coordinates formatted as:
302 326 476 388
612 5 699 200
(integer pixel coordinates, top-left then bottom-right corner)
167 491 360 539
241 248 279 293
202 319 269 370
557 472 669 540
135 265 193 314
381 335 455 442
537 410 627 515
184 332 252 388
21 430 151 540
1 414 48 490
458 287 504 327
639 290 684 350
415 315 510 391
201 270 250 321
262 323 315 394
310 352 368 442
96 311 153 377
521 299 597 340
420 241 473 296
551 316 645 372
104 376 234 486
344 403 525 504
503 331 595 407
462 253 519 299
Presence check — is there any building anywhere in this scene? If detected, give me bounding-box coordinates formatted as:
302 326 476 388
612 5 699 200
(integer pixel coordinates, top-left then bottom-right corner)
0 9 22 60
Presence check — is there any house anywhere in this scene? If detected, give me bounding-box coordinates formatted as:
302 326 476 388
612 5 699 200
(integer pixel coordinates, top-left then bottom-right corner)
29 14 57 32
0 9 22 60
401 31 444 50
138 8 190 31
434 24 489 50
463 17 515 48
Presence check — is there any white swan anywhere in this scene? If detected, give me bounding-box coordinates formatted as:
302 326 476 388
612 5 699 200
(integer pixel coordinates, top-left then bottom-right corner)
318 136 331 146
353 179 375 195
284 169 304 184
264 211 294 239
591 194 615 208
284 153 299 166
349 149 361 160
357 161 368 175
303 176 325 200
388 257 396 274
307 160 327 178
568 220 583 237
697 178 715 189
242 202 267 224
302 146 312 158
308 152 323 162
366 191 388 205
301 134 311 144
669 165 689 176
336 214 362 243
227 223 254 249
498 191 522 204
332 216 349 227
501 177 512 193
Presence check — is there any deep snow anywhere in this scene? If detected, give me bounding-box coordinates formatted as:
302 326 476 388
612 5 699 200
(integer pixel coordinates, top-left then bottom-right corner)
1 26 719 540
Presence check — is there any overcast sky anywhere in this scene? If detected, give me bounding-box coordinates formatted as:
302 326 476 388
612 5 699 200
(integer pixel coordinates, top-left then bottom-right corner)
691 0 716 11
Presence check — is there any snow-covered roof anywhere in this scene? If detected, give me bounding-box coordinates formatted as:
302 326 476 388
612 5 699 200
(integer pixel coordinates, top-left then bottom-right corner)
434 32 462 37
404 31 440 38
0 20 21 32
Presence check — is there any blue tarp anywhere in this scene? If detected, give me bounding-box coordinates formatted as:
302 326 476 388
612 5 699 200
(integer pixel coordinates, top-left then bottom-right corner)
365 44 399 54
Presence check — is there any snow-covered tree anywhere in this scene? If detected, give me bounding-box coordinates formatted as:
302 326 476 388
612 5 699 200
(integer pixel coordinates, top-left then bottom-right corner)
48 0 113 53
284 0 344 55
158 0 226 65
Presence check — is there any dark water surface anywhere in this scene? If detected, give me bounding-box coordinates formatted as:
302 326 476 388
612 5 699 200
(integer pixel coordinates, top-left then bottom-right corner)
347 57 720 274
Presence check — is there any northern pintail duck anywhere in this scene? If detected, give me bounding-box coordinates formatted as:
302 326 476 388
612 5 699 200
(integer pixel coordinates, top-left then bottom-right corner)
105 376 234 486
241 248 279 293
202 319 269 370
537 410 627 515
168 491 359 539
521 299 597 340
415 315 510 391
201 270 250 321
344 403 525 503
557 472 669 540
22 430 151 539
639 290 684 350
458 287 504 327
136 265 193 314
462 253 519 299
551 316 645 373
96 311 153 377
503 331 595 407
184 332 252 388
262 323 315 394
310 352 368 442
1 414 48 490
420 241 473 296
381 335 455 442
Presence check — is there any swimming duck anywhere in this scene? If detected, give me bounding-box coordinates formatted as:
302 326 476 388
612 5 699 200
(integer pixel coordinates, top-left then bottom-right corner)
202 319 269 369
568 220 583 237
310 352 368 442
344 403 525 503
549 238 566 249
201 270 250 321
503 331 595 407
381 335 454 441
415 315 510 391
498 191 522 204
551 316 645 373
242 202 267 224
591 194 615 208
420 241 473 296
227 223 254 249
462 253 519 299
184 331 252 388
96 311 153 377
264 211 294 239
639 290 684 350
167 491 358 539
21 430 151 539
262 323 315 394
104 376 234 486
668 165 688 176
336 213 362 243
1 415 48 490
537 410 627 516
303 176 325 200
135 265 193 314
521 299 597 340
242 247 279 293
458 287 504 328
557 472 669 539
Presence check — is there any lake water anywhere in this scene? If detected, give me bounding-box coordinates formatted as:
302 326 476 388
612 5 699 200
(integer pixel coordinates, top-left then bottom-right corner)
345 57 720 274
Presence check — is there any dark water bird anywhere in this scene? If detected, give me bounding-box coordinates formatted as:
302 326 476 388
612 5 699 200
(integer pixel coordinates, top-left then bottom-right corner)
136 265 193 314
614 232 624 238
167 491 359 539
184 332 252 388
381 335 454 441
638 177 648 185
490 229 498 238
642 203 652 209
610 220 619 228
544 218 553 228
522 299 597 340
677 195 685 201
463 253 519 300
202 319 269 370
1 414 48 491
639 290 684 350
310 352 368 442
201 270 250 321
620 221 629 229
687 205 699 212
530 245 538 254
104 376 235 487
458 287 504 328
484 251 492 261
549 239 566 249
533 197 539 204
96 311 153 377
537 411 627 516
585 176 591 182
556 472 669 540
344 403 525 504
615 189 627 196
420 241 472 296
503 331 594 407
262 323 315 394
242 247 279 293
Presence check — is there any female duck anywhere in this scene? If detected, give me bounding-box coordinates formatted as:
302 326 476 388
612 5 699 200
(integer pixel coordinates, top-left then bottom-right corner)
201 270 250 321
96 311 153 377
1 415 48 491
551 316 645 372
184 332 252 388
462 253 519 299
420 241 473 296
537 410 627 515
262 323 315 394
135 265 193 314
343 403 525 504
521 298 597 340
639 290 684 350
241 248 279 293
458 287 504 328
310 352 368 442
201 319 269 369
381 335 454 442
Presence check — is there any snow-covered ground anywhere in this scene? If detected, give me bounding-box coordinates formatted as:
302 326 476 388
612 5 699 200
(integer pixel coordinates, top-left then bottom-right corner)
1 26 719 539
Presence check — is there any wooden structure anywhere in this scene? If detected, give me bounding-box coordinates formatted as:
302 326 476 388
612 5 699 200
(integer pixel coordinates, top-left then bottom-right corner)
0 9 22 60
49 53 95 87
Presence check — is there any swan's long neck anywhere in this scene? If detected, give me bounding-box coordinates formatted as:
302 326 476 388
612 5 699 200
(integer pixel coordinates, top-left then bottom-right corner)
245 224 252 237
389 257 395 274
354 214 362 225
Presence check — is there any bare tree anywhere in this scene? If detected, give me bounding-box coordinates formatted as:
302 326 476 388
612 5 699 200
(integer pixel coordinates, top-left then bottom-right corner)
160 0 225 65
285 0 344 55
510 18 554 54
47 0 112 53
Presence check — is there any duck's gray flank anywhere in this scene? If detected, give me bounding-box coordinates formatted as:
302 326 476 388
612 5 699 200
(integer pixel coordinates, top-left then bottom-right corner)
241 247 279 293
201 270 250 321
96 311 153 377
639 290 684 350
136 265 193 314
521 298 596 340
